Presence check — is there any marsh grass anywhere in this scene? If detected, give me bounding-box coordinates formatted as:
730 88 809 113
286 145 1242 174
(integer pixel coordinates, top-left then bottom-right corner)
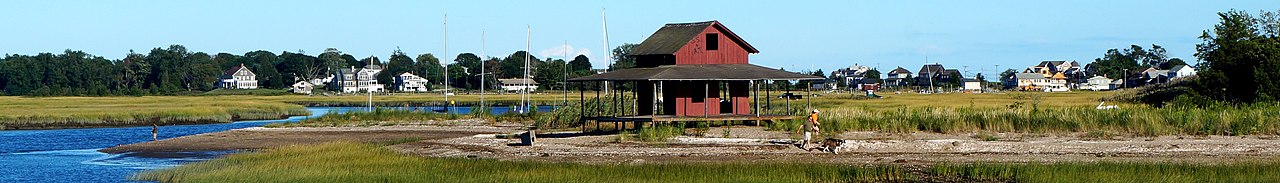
535 97 636 130
773 105 1280 136
636 123 685 142
774 92 1280 136
134 142 1280 183
0 96 308 130
0 93 571 130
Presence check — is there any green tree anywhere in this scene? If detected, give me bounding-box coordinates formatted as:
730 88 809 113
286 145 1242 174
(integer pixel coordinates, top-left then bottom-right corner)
122 51 150 91
453 53 483 89
245 50 283 88
608 43 637 71
947 71 963 87
1162 58 1189 69
535 58 567 90
446 64 468 89
277 51 321 85
499 51 539 79
863 69 882 84
186 52 220 91
381 50 415 90
569 54 592 73
1089 48 1143 79
1193 9 1280 103
999 69 1016 81
319 48 349 75
143 45 195 93
414 53 443 87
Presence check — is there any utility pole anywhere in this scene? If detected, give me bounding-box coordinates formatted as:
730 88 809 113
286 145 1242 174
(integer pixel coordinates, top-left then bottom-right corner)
995 64 1000 89
1123 69 1129 89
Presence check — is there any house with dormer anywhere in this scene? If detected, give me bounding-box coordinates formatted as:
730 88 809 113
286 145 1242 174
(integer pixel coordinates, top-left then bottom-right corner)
331 65 384 93
216 64 258 89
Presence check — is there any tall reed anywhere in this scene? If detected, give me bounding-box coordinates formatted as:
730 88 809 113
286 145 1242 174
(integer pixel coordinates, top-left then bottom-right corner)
774 103 1280 136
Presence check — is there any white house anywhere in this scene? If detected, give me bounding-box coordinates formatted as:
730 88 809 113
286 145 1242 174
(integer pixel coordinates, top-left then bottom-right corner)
308 75 332 88
1006 73 1050 91
1167 65 1196 79
962 79 982 92
290 81 314 95
832 64 873 88
1081 76 1113 91
216 64 258 89
498 78 538 92
331 65 384 93
395 72 430 92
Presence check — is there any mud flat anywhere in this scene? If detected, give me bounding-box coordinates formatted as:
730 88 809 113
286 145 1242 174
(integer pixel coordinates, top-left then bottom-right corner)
105 122 1280 165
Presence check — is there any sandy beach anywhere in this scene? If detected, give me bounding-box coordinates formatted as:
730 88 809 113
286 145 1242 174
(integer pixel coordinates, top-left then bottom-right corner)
101 120 1280 165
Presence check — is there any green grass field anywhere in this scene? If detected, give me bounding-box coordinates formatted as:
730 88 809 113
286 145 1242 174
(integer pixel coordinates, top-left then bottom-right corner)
0 96 309 130
133 142 1280 183
0 93 570 130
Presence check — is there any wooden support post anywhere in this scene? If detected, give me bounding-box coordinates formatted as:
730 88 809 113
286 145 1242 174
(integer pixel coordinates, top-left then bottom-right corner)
753 80 759 117
579 82 586 132
596 82 602 117
631 81 637 117
765 80 771 116
806 82 812 114
616 81 621 117
652 81 658 117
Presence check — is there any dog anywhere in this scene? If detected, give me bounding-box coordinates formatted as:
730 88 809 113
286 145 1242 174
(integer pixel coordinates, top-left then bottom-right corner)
811 138 845 154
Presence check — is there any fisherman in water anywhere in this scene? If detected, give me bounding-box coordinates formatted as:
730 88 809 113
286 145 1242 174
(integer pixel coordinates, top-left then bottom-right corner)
151 122 158 141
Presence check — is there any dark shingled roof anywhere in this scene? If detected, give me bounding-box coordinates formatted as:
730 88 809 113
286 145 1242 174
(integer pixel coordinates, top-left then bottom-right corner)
889 67 912 74
569 64 822 81
919 64 945 74
223 64 251 77
629 21 759 55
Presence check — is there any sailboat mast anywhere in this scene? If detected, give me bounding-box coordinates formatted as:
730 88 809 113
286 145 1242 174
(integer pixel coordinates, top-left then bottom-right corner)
523 25 531 113
601 7 611 95
443 14 451 103
480 30 486 108
568 40 573 104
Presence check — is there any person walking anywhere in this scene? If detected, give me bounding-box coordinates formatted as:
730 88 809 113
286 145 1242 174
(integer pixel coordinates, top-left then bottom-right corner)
802 109 821 150
151 122 158 141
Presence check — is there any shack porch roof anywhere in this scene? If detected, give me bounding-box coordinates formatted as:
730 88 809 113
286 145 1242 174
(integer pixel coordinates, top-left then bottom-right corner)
569 64 823 81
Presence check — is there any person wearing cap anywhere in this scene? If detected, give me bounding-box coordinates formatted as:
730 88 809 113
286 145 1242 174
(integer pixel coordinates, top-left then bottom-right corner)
802 109 821 149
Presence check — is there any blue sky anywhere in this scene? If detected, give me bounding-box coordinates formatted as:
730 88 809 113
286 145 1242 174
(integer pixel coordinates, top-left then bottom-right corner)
1 0 1276 77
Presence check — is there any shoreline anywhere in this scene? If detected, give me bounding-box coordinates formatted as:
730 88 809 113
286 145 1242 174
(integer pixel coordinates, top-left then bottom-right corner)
104 122 1280 165
0 114 301 131
99 122 510 154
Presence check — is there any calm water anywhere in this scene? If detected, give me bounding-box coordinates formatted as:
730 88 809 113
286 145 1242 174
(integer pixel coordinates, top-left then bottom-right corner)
0 106 555 182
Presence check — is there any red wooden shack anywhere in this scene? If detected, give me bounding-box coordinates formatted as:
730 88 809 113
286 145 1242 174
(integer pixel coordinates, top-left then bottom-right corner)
571 20 821 124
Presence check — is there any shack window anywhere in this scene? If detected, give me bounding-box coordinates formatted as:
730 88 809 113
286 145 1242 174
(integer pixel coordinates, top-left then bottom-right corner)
705 33 718 50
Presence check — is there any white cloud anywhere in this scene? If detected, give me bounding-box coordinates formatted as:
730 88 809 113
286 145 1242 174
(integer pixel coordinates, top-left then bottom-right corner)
538 44 592 60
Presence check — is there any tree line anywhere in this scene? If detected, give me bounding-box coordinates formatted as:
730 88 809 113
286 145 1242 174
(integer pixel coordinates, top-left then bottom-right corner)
0 45 599 96
1181 9 1280 105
